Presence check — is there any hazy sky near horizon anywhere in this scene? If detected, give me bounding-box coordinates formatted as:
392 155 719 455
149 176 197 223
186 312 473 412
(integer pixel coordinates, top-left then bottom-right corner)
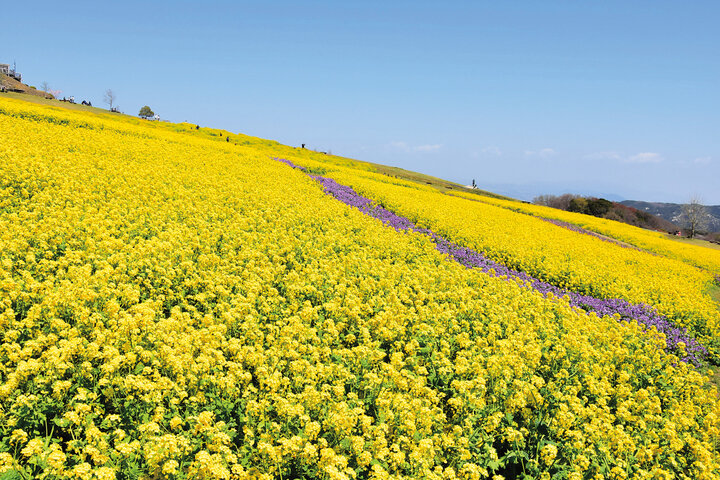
3 1 718 203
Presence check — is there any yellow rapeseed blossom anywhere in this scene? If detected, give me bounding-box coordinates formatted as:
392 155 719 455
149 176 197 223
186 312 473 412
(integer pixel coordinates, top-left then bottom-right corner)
1 95 720 479
322 167 720 354
453 190 720 275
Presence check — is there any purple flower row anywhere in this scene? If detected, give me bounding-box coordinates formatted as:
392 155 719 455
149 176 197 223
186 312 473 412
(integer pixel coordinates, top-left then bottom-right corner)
275 159 707 365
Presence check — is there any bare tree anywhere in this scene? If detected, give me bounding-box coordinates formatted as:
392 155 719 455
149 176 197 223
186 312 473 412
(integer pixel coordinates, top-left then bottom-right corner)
533 193 580 211
681 195 710 238
40 81 49 92
533 194 554 206
104 89 116 110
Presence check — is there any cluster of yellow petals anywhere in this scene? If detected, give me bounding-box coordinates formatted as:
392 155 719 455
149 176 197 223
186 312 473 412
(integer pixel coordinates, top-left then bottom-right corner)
452 191 720 276
314 165 720 355
1 95 719 479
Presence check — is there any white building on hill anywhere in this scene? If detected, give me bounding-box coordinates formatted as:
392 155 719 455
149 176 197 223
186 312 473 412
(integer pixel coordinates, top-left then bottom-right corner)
0 63 22 82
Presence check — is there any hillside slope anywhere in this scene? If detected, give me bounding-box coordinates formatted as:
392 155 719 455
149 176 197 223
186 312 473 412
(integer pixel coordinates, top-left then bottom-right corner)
622 200 720 232
603 201 678 231
1 95 720 479
0 73 54 98
535 195 678 231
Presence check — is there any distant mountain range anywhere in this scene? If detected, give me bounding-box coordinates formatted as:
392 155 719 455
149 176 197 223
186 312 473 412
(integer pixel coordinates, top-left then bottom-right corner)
620 200 720 232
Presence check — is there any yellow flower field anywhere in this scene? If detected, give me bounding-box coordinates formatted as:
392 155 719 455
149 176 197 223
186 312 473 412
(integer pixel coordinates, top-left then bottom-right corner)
1 96 720 479
451 191 720 277
306 165 720 356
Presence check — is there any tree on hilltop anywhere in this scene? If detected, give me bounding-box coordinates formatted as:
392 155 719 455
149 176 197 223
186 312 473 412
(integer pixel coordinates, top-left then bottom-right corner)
533 193 580 211
138 106 154 119
681 195 710 238
104 89 116 110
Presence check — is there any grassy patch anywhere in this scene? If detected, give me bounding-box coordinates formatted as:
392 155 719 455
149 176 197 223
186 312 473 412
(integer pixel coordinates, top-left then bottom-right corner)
306 166 328 175
290 147 515 201
706 367 720 397
709 283 720 307
371 163 513 200
1 91 114 113
662 233 720 250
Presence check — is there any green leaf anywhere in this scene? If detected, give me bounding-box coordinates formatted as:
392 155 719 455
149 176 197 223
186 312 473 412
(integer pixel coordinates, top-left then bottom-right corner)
0 469 26 480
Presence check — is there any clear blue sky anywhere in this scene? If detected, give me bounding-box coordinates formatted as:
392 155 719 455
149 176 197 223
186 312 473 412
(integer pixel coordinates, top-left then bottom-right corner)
3 1 719 203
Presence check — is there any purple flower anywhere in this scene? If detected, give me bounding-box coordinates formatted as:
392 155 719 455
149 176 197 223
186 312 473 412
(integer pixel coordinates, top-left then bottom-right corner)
273 157 307 171
274 158 708 365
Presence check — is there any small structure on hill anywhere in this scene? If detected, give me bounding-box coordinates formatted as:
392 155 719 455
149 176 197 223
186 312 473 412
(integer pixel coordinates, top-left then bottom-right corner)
0 63 22 82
